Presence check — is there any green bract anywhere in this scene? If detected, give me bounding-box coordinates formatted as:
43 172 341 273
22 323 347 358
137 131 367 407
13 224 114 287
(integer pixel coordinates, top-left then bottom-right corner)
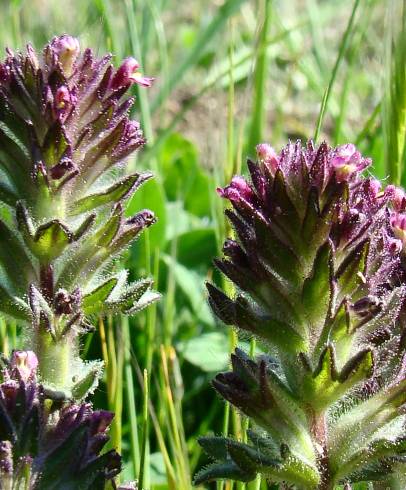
196 141 406 489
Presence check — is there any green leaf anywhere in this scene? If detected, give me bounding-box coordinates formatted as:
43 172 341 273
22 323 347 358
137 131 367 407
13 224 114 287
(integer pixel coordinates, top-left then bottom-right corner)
177 332 229 372
106 278 154 313
302 345 373 409
42 120 69 167
336 239 369 302
82 277 119 316
126 177 166 254
161 254 213 325
71 360 104 401
0 284 31 321
330 378 406 468
199 436 229 461
227 439 280 471
93 209 122 247
302 240 333 332
125 290 161 315
171 228 217 269
233 294 306 353
30 220 72 261
70 172 152 215
194 461 255 485
0 220 35 293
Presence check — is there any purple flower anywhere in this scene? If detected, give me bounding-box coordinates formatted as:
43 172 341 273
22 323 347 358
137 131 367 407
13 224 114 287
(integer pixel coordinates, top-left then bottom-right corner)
0 354 121 487
256 143 279 174
111 57 154 89
50 35 80 76
217 176 255 204
387 185 406 211
199 139 406 488
10 351 38 382
331 143 370 182
390 212 406 249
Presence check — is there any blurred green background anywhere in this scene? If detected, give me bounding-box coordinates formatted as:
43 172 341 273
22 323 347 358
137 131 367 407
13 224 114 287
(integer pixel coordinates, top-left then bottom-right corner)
1 0 404 489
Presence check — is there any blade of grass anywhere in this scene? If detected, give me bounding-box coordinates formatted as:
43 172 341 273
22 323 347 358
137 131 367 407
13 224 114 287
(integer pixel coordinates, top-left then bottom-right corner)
333 0 373 145
140 20 308 165
123 316 140 479
247 0 272 154
151 0 248 114
313 0 362 141
160 345 191 489
383 0 406 185
124 0 155 147
138 368 150 490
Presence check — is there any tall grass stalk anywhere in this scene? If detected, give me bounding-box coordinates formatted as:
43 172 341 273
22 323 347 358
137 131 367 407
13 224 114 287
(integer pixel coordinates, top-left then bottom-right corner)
383 0 406 185
333 0 373 144
314 0 361 141
247 0 272 153
138 369 150 490
151 0 248 113
124 0 155 146
123 316 140 478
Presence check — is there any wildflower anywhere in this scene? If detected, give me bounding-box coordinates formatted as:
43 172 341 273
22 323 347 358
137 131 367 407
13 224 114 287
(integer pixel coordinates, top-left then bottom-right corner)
0 352 120 488
331 143 370 182
111 57 154 89
0 35 160 396
49 34 80 76
197 140 406 488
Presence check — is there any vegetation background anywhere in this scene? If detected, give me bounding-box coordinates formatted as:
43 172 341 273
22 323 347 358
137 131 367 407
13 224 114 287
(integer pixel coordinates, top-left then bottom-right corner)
0 0 405 488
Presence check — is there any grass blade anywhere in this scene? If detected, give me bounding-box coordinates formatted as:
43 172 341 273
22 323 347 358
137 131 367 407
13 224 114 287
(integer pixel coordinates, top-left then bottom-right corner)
313 0 361 141
151 0 248 113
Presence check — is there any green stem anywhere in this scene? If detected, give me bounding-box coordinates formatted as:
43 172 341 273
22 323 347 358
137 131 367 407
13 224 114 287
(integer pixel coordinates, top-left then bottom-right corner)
36 332 73 390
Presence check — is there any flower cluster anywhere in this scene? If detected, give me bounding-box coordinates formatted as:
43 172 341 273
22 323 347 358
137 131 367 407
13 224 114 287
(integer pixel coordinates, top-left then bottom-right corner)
0 351 121 489
0 35 159 396
196 141 406 488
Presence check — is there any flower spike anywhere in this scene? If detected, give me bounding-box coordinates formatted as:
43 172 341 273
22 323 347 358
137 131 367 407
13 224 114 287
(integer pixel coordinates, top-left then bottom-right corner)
0 36 160 396
197 140 406 488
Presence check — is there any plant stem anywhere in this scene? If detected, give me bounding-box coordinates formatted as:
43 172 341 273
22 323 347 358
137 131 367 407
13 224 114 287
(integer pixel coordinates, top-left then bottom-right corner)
311 410 332 490
36 332 72 390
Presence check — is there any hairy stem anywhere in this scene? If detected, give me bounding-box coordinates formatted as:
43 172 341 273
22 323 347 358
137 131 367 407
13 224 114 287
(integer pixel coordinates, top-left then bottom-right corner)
310 410 332 490
36 331 73 390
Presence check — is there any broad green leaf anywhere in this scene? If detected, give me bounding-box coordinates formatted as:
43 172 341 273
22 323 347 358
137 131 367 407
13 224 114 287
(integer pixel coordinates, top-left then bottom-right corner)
177 332 229 372
168 228 217 268
161 254 213 325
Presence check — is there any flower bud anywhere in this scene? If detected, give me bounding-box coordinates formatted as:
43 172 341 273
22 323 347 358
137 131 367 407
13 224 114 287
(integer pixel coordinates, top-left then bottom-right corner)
388 237 403 256
53 289 80 315
217 176 254 204
50 35 80 77
10 351 38 382
389 185 406 212
54 86 74 117
256 143 279 175
49 156 77 180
